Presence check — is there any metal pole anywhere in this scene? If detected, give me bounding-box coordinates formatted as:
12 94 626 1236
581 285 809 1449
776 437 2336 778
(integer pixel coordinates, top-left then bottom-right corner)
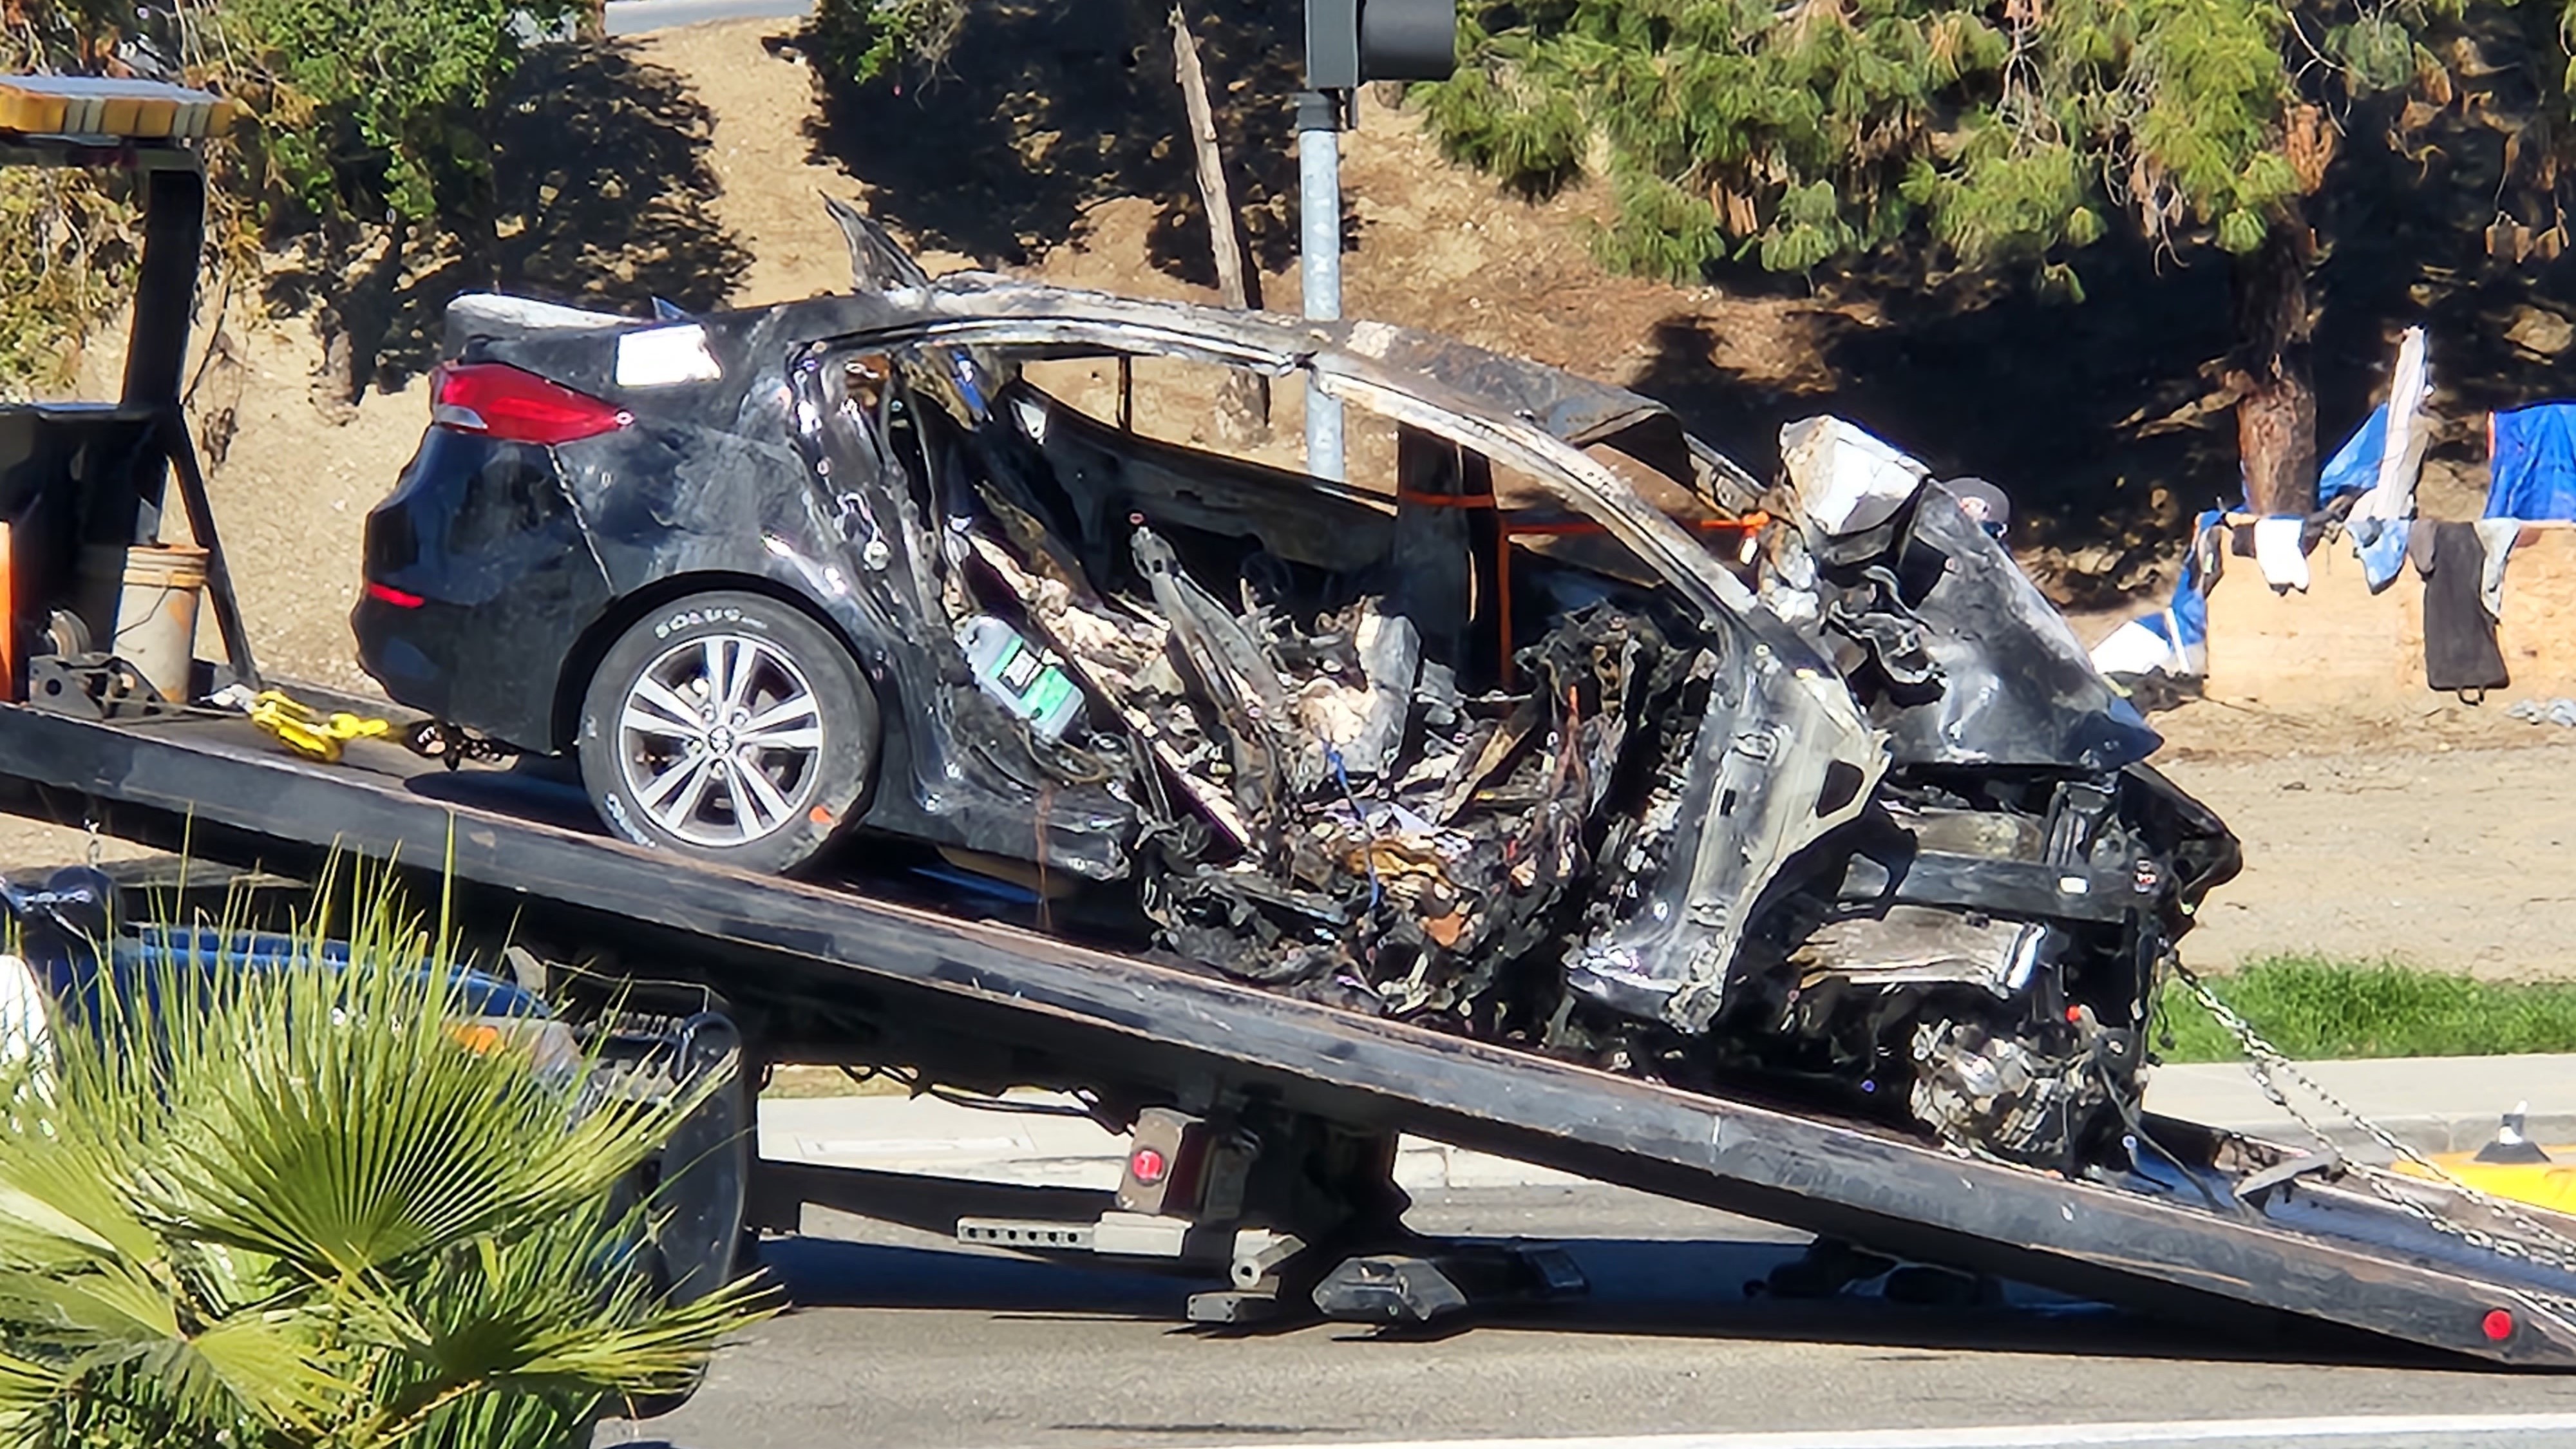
1296 89 1345 482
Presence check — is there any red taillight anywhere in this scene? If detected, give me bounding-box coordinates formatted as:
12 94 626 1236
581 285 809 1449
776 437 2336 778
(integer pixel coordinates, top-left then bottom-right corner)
1128 1146 1168 1186
365 582 425 609
432 363 630 446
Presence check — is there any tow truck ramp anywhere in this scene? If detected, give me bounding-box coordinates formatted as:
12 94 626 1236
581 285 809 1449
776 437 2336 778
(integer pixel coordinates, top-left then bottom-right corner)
6 698 2576 1365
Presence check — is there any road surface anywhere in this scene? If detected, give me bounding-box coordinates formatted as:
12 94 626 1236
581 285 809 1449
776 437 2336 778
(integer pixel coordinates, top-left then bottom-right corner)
596 1184 2576 1449
603 0 813 35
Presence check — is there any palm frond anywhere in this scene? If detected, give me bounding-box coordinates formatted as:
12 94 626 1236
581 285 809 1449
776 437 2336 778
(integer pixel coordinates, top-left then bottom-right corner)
0 862 766 1448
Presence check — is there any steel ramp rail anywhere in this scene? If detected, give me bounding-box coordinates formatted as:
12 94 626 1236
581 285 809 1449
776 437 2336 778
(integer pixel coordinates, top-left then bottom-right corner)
1 700 2571 1365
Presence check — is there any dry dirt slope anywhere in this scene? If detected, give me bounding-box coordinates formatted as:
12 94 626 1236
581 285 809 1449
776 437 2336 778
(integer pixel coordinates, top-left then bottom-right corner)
6 17 2573 983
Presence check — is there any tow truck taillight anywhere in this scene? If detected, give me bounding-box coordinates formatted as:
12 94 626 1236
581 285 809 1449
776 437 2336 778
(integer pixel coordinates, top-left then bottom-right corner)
431 363 630 446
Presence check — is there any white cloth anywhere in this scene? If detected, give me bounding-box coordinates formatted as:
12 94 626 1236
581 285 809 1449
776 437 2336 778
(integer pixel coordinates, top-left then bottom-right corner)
2254 516 2310 592
2475 517 2520 620
2090 614 2202 679
2358 326 2432 527
0 953 50 1083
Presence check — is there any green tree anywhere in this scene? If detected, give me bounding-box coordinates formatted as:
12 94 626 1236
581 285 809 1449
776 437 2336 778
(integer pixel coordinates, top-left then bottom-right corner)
0 889 767 1448
1414 0 2559 513
205 0 583 404
208 0 579 234
0 0 582 401
806 0 971 87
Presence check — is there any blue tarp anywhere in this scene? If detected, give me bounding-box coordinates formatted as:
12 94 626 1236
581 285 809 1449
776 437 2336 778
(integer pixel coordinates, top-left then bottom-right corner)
2320 403 2389 504
2089 509 2223 679
2487 403 2576 520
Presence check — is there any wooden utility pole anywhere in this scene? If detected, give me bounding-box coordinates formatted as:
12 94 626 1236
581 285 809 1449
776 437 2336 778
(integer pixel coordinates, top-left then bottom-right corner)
1171 5 1270 446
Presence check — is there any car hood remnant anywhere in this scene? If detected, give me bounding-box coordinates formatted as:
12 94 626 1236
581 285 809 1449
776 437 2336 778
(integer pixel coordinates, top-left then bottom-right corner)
379 227 2237 1168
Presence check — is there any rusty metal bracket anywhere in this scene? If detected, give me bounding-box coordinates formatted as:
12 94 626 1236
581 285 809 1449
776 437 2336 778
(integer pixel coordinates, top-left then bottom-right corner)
23 653 187 722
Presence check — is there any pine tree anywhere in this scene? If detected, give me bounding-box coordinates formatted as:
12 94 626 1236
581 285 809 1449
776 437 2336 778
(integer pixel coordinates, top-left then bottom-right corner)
1416 0 2563 513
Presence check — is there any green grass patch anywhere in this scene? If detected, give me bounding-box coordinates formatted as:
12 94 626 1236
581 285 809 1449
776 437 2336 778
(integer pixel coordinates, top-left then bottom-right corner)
2157 956 2576 1062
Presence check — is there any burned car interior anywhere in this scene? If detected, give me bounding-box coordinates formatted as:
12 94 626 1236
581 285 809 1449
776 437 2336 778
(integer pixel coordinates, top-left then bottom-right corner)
370 252 2238 1173
779 314 2237 1173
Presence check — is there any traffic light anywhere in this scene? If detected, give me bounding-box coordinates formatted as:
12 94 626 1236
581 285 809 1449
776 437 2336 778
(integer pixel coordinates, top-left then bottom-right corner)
1303 0 1458 90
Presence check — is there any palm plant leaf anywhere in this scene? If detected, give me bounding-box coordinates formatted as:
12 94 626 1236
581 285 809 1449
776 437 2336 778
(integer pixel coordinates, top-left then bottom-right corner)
138 927 680 1285
0 1341 69 1414
0 865 770 1448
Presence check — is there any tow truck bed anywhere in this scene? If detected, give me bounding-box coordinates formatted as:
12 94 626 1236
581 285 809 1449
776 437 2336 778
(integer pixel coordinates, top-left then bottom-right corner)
4 698 2574 1366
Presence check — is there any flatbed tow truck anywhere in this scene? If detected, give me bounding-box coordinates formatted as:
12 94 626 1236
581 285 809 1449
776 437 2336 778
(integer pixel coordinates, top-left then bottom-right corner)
4 75 2576 1385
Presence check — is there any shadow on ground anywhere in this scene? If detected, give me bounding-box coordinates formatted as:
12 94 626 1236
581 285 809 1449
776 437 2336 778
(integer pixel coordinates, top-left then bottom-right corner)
797 0 1303 290
265 40 752 396
1621 245 2233 605
748 1231 2439 1368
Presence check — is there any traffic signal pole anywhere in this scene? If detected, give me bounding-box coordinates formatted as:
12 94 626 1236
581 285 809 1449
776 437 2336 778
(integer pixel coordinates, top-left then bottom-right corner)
1297 0 1455 483
1296 88 1346 482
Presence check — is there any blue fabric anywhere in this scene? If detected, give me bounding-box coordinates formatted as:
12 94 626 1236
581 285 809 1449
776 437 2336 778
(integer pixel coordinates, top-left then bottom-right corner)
2139 508 2222 649
2320 404 2389 504
2352 516 2412 593
2166 508 2222 647
2487 404 2576 520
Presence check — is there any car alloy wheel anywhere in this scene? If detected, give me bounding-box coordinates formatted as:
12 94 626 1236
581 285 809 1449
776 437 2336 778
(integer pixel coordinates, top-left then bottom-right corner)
616 633 826 848
579 590 878 873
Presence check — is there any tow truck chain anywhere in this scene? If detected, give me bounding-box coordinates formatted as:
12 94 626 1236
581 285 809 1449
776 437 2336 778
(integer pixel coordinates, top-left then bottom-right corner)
2170 954 2576 1294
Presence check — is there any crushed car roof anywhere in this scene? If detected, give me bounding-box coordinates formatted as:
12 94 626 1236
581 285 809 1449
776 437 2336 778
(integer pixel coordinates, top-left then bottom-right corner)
879 274 1678 450
457 274 1684 451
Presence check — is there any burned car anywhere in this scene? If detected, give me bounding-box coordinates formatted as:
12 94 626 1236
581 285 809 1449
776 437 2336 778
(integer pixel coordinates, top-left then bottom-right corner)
354 231 2237 1166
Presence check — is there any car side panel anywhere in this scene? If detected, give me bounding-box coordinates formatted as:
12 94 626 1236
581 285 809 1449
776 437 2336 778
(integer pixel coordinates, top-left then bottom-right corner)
547 352 1025 862
355 430 614 748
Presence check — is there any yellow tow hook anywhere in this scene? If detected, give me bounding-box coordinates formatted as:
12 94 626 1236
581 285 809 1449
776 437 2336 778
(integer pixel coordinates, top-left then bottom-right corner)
247 690 392 765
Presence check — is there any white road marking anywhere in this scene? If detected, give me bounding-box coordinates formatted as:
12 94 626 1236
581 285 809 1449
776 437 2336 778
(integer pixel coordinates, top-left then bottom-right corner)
791 1135 1033 1159
1200 1416 2576 1449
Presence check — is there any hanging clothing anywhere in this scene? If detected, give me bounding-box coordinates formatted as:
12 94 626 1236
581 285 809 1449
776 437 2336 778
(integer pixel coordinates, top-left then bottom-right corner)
2253 515 2309 592
2486 404 2576 521
2411 522 2509 695
2352 516 2412 593
2474 518 2520 620
2090 511 2224 681
2324 327 2432 587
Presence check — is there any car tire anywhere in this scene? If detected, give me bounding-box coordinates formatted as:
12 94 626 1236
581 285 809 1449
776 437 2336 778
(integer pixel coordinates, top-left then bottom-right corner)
578 591 876 874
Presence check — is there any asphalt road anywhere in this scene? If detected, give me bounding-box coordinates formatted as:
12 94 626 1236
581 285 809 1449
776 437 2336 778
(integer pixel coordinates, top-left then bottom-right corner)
596 1184 2576 1449
602 0 812 35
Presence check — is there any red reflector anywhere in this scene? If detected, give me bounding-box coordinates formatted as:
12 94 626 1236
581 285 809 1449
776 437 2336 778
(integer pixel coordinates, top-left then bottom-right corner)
433 362 629 446
365 582 425 609
1129 1146 1168 1186
2485 1309 2516 1342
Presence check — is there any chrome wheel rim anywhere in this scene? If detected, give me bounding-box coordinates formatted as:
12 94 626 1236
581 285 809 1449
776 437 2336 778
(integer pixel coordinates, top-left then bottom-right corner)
617 633 825 847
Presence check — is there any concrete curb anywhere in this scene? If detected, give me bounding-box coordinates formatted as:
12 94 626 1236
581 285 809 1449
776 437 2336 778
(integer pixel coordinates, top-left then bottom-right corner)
755 1056 2576 1189
754 1097 1589 1191
2217 1112 2576 1160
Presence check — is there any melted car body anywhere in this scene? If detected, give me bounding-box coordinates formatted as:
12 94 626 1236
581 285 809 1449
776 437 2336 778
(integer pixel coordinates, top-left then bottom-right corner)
355 234 2237 1165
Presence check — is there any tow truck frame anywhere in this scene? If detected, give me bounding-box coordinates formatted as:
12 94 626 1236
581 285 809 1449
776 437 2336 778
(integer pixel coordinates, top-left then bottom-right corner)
4 84 2575 1377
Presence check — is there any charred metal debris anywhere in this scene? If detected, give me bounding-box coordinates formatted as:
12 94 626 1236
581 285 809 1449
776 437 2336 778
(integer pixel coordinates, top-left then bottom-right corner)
771 303 2240 1171
415 252 2237 1169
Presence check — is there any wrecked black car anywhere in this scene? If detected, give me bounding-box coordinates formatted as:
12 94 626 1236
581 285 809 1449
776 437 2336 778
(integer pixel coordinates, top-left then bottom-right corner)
354 225 2238 1167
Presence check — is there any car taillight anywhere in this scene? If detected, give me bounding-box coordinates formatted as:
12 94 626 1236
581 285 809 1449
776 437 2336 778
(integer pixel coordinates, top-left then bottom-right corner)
432 362 630 445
